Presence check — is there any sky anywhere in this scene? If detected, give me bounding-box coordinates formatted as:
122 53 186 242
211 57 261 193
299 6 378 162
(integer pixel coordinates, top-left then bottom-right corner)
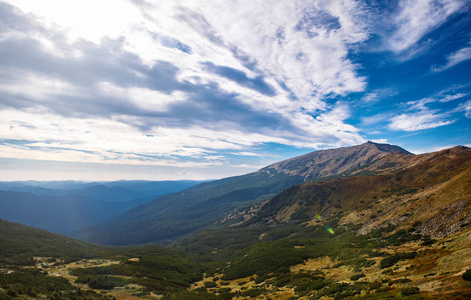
0 0 470 181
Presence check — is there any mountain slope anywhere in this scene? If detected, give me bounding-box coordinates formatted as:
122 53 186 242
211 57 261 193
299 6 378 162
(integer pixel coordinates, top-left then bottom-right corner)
248 146 471 237
170 146 471 299
83 142 412 245
0 219 104 264
0 219 204 299
0 191 144 236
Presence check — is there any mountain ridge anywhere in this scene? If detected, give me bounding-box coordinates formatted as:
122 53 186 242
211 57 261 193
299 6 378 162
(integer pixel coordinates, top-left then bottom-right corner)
82 142 418 245
259 141 412 179
240 145 471 238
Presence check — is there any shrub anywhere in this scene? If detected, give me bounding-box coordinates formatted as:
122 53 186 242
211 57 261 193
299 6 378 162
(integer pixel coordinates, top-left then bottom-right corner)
401 287 420 296
203 281 217 288
380 252 417 269
380 256 399 269
350 274 365 281
463 269 471 281
240 288 266 297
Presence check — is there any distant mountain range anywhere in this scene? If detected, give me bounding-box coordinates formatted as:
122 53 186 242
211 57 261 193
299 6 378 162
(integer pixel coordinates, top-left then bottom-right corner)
81 142 418 245
0 180 206 202
0 180 205 236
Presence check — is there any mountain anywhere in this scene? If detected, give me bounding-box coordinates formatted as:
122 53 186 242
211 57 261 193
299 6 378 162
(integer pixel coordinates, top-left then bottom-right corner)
82 142 412 245
259 141 411 180
171 145 471 299
1 180 205 203
0 219 104 264
0 180 205 237
250 146 471 236
0 191 146 236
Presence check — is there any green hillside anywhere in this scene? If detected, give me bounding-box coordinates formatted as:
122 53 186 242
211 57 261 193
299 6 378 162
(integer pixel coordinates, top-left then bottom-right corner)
0 219 105 265
0 220 203 299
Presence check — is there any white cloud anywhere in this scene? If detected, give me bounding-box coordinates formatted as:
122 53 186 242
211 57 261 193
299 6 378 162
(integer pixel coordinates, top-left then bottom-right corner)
389 89 467 131
361 114 389 126
0 71 80 101
230 152 261 157
361 88 399 104
0 108 293 166
389 110 454 131
124 0 369 114
370 138 388 144
0 0 373 168
9 0 142 43
456 100 471 118
405 92 467 110
466 101 471 118
98 82 187 112
432 44 471 72
387 0 464 53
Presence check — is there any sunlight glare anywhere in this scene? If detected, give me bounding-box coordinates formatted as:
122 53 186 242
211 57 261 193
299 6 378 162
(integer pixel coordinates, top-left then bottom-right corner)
11 0 142 43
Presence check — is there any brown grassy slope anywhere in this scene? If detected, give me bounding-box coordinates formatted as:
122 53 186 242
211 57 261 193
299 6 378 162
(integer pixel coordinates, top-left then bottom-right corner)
256 146 471 238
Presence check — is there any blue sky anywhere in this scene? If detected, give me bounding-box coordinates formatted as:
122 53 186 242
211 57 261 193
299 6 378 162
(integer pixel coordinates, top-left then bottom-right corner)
0 0 470 181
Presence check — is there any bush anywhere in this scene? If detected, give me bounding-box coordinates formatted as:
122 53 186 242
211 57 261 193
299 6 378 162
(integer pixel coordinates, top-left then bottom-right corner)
203 281 217 288
463 269 471 281
401 287 420 296
380 256 399 269
380 252 417 269
350 274 365 281
87 275 129 290
240 288 266 297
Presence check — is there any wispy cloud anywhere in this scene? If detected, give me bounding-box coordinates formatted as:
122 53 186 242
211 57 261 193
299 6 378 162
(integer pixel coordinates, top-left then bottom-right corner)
389 90 468 131
405 93 467 110
432 41 471 72
361 88 399 104
389 110 454 131
385 0 465 53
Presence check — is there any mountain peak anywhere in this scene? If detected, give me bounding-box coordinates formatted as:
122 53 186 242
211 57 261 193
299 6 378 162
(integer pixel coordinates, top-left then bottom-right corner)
361 141 412 154
260 142 412 180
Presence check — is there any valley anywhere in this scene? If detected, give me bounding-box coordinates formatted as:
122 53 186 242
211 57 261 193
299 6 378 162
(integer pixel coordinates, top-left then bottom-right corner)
1 143 471 299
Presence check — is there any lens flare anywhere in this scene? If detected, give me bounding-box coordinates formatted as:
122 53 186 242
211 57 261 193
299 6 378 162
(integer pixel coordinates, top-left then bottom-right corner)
326 226 335 235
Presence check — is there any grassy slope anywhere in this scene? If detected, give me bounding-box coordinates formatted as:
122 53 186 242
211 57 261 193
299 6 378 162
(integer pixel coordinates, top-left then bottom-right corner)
0 220 204 299
169 147 471 299
0 219 106 265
